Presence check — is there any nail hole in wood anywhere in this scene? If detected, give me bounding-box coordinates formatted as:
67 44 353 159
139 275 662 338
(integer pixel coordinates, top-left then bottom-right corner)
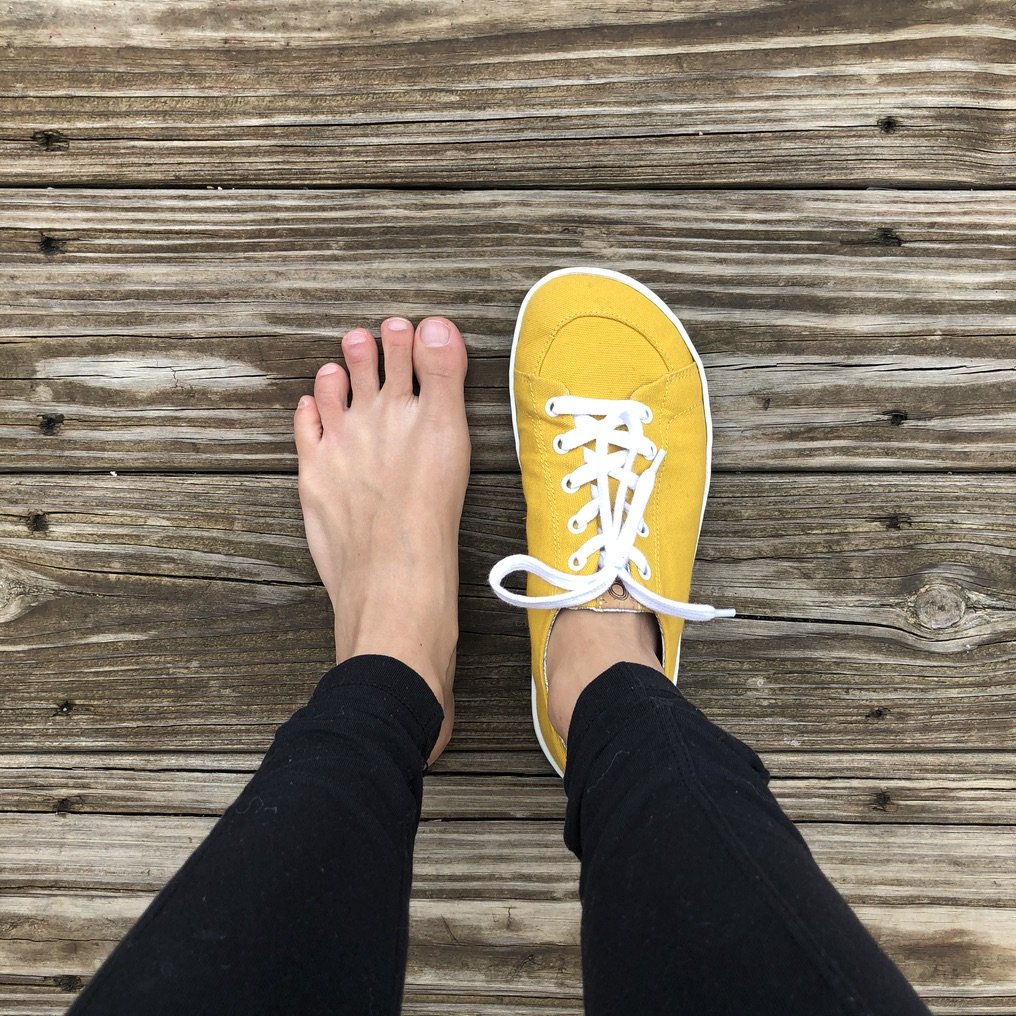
26 511 48 533
31 129 70 151
877 116 899 135
37 413 65 435
39 234 68 256
883 513 912 530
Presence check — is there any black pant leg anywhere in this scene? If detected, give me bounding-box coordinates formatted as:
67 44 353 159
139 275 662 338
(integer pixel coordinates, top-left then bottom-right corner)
68 655 443 1016
564 662 931 1016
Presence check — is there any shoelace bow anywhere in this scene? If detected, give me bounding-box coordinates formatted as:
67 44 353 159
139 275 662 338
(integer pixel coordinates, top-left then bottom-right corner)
488 395 735 622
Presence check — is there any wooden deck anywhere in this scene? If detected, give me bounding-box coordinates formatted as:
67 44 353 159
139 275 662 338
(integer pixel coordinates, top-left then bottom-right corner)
1 2 1015 1012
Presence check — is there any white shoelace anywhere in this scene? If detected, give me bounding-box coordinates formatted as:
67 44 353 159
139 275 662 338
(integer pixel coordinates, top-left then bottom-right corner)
488 395 735 622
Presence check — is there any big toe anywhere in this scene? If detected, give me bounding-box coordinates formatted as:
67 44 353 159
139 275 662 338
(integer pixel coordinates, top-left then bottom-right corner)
413 317 468 404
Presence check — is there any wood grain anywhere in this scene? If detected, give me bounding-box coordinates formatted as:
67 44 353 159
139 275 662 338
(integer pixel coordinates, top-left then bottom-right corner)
2 4 1014 1008
0 896 1013 1008
0 813 1012 904
1 467 1016 755
1 758 1013 825
2 188 1016 471
0 994 1010 1016
0 817 1011 1009
1 0 1015 187
0 471 1012 752
3 748 1014 778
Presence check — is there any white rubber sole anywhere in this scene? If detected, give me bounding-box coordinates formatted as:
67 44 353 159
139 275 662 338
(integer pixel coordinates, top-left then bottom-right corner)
508 267 717 776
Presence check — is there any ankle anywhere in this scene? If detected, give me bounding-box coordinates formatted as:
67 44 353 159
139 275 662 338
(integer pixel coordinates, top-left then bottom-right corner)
338 624 452 715
546 609 662 739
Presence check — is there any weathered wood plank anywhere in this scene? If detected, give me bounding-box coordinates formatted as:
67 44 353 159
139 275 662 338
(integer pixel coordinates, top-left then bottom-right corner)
2 189 1015 471
1 1 1014 187
0 471 1012 752
0 990 576 1016
3 749 1016 778
0 890 1011 1010
0 987 594 1016
1 814 1012 906
0 995 1010 1016
1 761 1013 825
0 817 1011 1008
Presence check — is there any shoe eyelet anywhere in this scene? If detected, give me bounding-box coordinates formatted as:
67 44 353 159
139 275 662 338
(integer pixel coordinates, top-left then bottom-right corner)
638 523 649 538
568 516 583 533
568 554 583 571
642 408 653 424
545 398 558 416
553 435 566 453
645 442 656 458
640 565 652 580
561 476 576 493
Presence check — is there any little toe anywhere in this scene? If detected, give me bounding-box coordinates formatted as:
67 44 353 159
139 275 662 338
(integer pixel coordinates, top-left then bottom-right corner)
342 328 380 402
413 317 468 405
380 317 415 397
312 362 350 429
293 394 323 454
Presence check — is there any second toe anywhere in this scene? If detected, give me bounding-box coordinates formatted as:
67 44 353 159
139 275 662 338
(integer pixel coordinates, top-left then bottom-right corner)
380 317 415 397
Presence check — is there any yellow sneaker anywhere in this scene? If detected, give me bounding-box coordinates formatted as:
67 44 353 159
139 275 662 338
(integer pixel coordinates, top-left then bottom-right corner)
489 268 735 774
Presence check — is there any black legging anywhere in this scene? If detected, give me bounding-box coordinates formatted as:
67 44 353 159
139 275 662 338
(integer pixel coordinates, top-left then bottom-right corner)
66 656 930 1016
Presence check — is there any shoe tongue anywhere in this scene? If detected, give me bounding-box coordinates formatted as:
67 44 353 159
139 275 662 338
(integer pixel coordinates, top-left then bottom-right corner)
571 583 665 665
574 580 653 613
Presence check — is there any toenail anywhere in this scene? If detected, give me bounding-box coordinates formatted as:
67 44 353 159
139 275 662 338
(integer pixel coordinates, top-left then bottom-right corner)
386 317 411 331
344 332 368 347
421 319 450 347
297 395 313 409
318 363 340 375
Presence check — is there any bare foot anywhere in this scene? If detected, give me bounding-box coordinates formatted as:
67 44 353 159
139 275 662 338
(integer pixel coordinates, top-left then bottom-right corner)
294 316 470 763
546 601 663 741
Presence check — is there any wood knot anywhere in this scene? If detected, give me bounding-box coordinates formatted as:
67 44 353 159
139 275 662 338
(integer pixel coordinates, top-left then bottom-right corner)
53 699 75 716
840 227 903 249
877 116 900 135
874 227 903 247
54 974 84 992
912 582 966 630
31 129 70 152
882 408 907 427
865 705 890 721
